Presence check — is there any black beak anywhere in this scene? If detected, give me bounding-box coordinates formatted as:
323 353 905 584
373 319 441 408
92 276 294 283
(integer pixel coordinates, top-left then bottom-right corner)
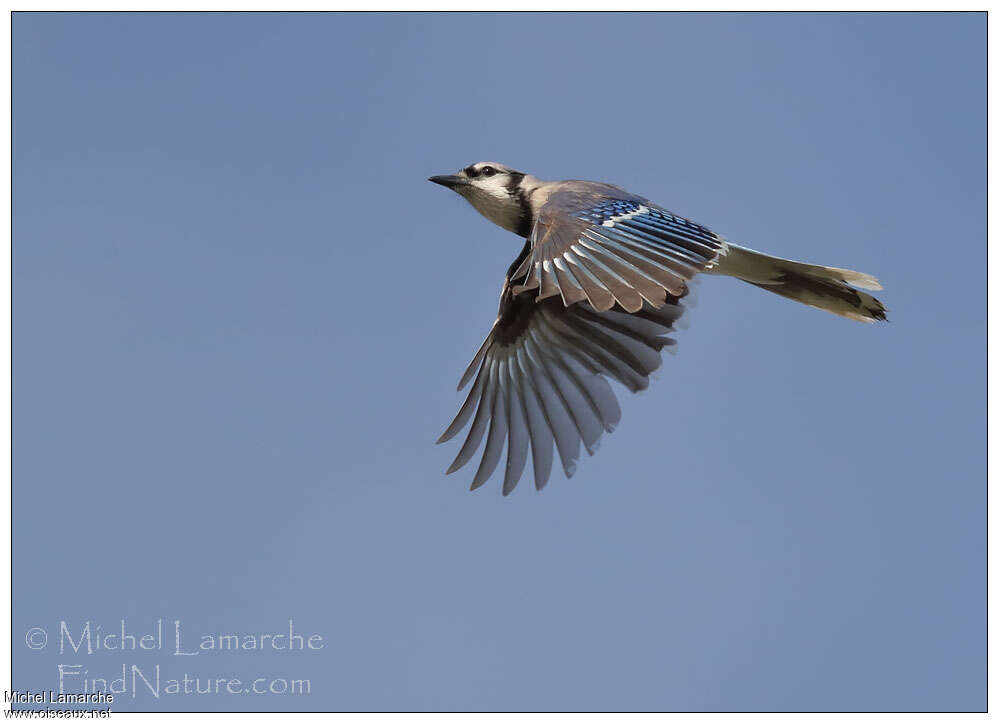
428 174 467 190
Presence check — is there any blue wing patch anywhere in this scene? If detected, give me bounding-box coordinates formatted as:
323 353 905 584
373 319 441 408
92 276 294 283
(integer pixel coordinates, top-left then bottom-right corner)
573 199 645 225
514 189 727 312
573 200 722 255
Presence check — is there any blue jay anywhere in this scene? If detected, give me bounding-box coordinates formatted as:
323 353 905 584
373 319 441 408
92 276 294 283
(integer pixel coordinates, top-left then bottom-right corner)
429 162 886 495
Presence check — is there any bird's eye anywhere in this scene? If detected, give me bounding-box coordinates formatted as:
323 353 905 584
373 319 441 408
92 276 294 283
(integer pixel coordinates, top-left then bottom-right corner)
480 166 496 177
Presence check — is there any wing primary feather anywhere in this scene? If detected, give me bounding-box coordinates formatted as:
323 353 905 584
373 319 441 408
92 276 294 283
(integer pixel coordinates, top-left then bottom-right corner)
573 313 663 374
514 346 555 490
582 229 687 296
597 241 699 291
574 238 669 308
437 361 487 443
522 330 581 477
457 330 494 390
625 214 722 257
470 358 509 489
549 346 621 434
601 306 681 336
603 227 704 279
623 213 720 255
534 315 604 376
616 219 713 267
569 244 644 313
562 250 618 311
502 354 529 495
527 326 602 455
446 360 496 474
559 313 659 380
538 260 561 301
552 258 589 306
540 309 657 390
633 302 686 328
574 305 673 350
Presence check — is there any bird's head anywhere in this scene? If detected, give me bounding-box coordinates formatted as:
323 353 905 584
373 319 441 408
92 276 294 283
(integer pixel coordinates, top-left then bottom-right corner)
429 162 534 237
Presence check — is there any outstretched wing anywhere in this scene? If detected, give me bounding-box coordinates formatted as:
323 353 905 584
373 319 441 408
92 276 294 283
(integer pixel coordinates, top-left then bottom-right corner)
437 273 688 495
511 183 726 312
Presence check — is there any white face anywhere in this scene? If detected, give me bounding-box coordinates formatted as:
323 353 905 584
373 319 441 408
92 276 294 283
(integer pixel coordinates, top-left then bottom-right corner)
450 162 526 234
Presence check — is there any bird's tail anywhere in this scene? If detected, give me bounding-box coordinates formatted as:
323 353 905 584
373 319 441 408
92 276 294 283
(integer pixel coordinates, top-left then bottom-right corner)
710 243 887 323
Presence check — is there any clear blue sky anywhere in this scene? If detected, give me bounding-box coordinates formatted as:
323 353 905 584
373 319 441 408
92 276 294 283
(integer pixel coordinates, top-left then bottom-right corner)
13 12 984 712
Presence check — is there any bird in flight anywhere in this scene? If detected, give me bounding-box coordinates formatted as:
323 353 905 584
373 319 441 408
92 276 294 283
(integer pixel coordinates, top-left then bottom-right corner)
429 162 886 495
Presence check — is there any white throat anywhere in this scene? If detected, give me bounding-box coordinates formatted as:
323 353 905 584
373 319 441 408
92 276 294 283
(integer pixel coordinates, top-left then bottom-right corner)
463 187 522 234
